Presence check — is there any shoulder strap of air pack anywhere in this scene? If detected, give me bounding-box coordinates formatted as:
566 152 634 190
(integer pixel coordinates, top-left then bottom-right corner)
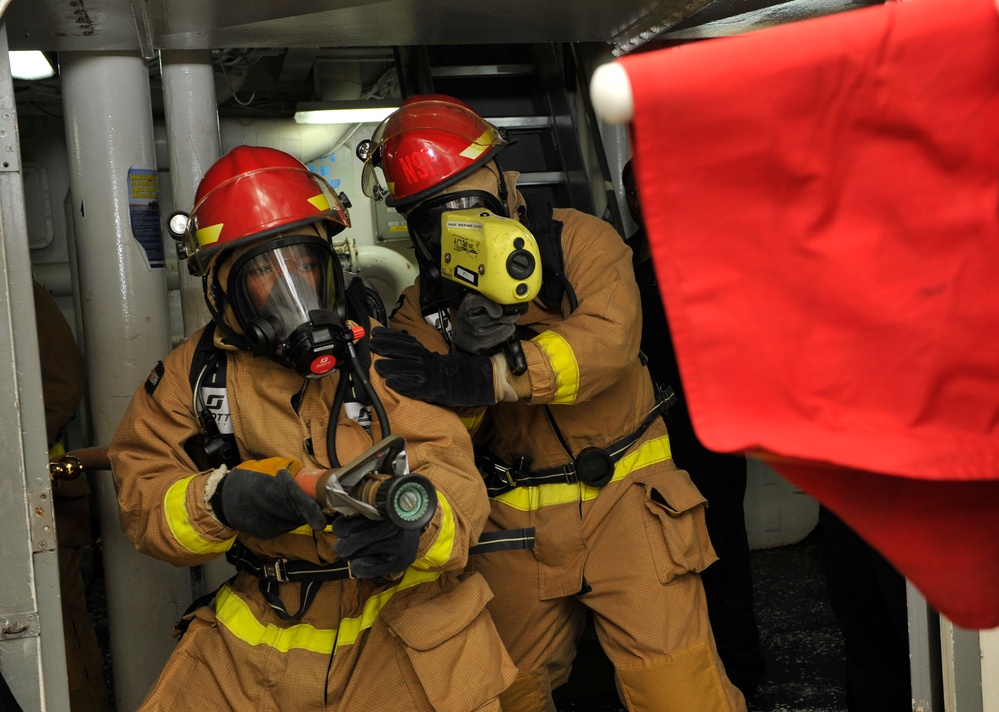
188 321 223 392
522 192 571 311
184 322 240 470
344 271 385 375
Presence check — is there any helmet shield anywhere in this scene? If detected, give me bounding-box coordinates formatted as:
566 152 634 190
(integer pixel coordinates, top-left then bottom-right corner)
359 100 507 208
228 235 344 350
185 152 350 275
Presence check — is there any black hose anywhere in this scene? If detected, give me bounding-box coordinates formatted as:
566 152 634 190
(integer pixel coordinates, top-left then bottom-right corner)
347 341 390 440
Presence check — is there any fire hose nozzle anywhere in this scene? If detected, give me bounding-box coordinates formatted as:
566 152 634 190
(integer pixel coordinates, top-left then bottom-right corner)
295 435 437 530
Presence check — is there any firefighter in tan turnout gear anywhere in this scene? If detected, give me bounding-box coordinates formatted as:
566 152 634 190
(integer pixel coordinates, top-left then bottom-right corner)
108 145 515 711
358 96 747 712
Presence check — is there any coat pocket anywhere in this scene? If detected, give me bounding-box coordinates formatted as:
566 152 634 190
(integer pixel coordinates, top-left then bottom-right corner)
631 468 717 585
380 572 516 712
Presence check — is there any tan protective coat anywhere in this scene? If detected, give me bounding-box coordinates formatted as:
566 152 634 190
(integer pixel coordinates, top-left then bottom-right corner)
390 173 746 712
109 323 515 711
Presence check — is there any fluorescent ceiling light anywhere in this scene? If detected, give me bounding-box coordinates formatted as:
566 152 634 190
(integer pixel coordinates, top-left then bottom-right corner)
9 51 54 80
294 101 399 125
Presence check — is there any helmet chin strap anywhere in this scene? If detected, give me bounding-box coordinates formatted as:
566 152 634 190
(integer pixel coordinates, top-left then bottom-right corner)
204 270 254 352
492 158 509 218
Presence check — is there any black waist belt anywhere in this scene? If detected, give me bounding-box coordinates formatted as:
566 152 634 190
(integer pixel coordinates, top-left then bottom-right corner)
478 384 676 496
228 527 535 582
226 542 352 584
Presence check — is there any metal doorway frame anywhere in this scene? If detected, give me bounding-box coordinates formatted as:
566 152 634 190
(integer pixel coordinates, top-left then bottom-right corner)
0 21 72 712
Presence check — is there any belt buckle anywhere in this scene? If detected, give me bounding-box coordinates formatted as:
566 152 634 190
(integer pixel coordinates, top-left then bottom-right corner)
262 558 290 583
500 465 516 488
575 447 614 488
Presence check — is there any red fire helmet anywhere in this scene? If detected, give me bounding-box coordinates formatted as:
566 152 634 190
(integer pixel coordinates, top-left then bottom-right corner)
357 96 507 209
183 145 350 274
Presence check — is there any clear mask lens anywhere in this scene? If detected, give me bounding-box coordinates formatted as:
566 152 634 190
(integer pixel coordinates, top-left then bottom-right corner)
232 240 337 345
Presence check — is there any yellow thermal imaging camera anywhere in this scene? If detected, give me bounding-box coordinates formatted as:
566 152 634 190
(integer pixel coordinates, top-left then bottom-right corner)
438 208 542 308
437 208 542 374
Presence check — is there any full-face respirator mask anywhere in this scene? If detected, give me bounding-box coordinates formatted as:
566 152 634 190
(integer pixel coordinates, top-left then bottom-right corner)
226 234 361 378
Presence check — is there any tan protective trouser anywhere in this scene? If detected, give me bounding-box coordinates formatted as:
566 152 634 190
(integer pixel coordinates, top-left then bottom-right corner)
482 467 747 712
496 578 744 712
499 671 559 712
139 572 514 711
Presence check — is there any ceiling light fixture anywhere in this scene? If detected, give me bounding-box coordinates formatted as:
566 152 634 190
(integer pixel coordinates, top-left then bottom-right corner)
8 51 55 81
293 100 399 125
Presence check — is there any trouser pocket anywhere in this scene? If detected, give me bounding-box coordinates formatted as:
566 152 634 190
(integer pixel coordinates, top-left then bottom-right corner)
380 572 517 712
632 467 717 584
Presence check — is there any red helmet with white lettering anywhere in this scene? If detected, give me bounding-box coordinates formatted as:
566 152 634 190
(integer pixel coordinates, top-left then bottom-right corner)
356 96 508 209
181 145 350 275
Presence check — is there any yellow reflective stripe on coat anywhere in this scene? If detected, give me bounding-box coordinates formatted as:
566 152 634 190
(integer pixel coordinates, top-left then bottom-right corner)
214 567 442 655
531 331 579 404
164 476 235 554
460 411 484 433
492 435 673 512
412 493 456 570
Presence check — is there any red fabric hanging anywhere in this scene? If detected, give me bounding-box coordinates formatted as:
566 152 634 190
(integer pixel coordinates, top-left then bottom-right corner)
619 0 999 628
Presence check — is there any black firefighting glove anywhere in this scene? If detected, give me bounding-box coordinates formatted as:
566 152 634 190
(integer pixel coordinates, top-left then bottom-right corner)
212 457 327 540
332 515 421 579
451 293 521 355
370 326 496 408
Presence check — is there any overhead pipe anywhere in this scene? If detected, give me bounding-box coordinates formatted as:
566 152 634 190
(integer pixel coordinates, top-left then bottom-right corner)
220 118 353 163
152 118 354 170
154 119 355 172
350 242 417 307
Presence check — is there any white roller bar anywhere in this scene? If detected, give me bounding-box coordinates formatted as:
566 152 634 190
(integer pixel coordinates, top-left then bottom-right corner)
589 0 999 126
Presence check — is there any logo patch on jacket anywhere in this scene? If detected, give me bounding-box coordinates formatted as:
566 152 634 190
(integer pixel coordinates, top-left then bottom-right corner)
144 361 165 395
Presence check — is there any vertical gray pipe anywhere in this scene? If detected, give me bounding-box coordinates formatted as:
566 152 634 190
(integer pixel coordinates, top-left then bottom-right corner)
159 49 219 337
60 51 191 711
